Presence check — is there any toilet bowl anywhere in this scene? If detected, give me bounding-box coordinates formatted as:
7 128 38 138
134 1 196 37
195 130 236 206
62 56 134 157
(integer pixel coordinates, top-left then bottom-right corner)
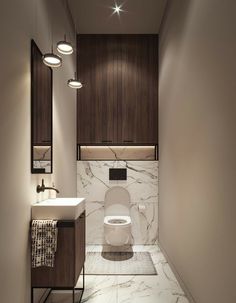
104 215 131 246
104 187 132 246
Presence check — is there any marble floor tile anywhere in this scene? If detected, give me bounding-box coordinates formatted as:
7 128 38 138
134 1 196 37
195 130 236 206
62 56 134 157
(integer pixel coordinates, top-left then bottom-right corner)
117 275 188 303
79 275 118 303
46 245 189 303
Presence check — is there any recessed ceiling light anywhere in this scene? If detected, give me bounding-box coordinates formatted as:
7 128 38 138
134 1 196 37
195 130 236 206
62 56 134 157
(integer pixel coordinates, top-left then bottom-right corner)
114 5 121 14
112 2 124 16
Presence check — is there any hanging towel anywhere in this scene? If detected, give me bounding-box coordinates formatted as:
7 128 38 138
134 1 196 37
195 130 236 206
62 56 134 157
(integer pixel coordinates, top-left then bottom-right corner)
31 220 58 268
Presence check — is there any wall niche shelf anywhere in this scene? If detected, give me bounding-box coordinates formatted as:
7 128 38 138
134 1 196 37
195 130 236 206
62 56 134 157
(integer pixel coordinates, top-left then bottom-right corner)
77 144 158 161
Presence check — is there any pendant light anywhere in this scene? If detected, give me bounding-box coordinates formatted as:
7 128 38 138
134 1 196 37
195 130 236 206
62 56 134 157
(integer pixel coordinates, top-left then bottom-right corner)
42 10 62 68
42 46 62 67
67 13 83 89
67 72 83 89
57 35 73 55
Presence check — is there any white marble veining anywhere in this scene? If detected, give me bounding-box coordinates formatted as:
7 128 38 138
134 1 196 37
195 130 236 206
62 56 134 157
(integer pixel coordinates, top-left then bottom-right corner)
79 245 189 303
130 203 158 245
86 201 105 244
33 160 51 173
77 161 158 244
47 245 189 303
33 146 51 160
80 146 156 160
77 161 158 203
81 275 118 303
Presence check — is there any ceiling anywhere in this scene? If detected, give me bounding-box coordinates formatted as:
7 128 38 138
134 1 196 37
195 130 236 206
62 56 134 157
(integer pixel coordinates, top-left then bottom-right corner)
68 0 167 34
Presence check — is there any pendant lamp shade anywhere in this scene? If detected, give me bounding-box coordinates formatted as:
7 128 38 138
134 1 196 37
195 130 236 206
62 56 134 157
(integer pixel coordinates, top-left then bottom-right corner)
42 52 62 68
67 78 83 89
67 72 83 89
57 40 73 55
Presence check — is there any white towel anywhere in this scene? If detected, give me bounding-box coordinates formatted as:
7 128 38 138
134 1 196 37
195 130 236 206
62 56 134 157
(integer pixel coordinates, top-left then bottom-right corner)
31 220 58 268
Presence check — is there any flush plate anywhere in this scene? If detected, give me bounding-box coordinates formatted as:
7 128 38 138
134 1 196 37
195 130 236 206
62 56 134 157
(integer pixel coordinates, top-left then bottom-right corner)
109 168 127 180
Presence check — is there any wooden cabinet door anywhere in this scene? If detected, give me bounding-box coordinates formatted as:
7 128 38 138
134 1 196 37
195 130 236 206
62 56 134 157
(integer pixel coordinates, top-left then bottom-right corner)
77 35 158 144
31 225 75 288
77 35 118 144
118 35 158 144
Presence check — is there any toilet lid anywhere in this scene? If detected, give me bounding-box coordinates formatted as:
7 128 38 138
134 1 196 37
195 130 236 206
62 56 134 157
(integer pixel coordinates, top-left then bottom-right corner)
105 187 130 204
105 187 131 216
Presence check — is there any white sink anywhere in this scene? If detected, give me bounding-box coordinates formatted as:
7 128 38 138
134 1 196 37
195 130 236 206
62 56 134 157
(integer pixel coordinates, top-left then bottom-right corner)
31 198 85 220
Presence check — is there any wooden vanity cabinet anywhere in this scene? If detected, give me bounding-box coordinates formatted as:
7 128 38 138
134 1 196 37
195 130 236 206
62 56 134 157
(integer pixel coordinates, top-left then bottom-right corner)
31 211 85 288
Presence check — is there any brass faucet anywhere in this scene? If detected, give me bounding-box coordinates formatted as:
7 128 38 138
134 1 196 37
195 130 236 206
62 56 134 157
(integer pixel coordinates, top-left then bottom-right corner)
36 179 59 194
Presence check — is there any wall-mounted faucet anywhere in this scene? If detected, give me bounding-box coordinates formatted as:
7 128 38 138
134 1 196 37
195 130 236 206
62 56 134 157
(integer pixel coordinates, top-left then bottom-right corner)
36 179 59 194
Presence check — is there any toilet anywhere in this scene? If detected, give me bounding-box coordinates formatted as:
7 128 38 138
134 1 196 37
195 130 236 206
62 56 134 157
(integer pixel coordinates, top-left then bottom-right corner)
104 186 132 246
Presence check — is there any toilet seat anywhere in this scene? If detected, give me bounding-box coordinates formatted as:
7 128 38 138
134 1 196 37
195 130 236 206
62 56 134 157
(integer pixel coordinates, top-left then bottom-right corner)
104 216 131 226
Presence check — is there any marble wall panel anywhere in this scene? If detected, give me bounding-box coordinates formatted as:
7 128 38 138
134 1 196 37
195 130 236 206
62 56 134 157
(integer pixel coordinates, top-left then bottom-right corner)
77 161 158 203
77 161 158 244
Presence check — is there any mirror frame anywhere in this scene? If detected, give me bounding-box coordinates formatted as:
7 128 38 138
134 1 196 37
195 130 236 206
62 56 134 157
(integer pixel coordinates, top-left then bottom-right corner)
31 39 53 174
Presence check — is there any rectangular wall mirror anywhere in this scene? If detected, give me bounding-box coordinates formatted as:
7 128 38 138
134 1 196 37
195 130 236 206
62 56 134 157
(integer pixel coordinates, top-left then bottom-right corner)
31 40 53 173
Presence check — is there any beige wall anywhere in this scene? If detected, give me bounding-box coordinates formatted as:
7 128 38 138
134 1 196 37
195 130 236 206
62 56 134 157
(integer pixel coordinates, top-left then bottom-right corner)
159 0 236 302
0 0 77 302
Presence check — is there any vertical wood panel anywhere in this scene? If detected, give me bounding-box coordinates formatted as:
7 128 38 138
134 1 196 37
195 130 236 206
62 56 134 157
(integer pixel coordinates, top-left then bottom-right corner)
31 226 75 287
77 35 118 143
77 35 158 144
31 212 86 288
31 40 52 145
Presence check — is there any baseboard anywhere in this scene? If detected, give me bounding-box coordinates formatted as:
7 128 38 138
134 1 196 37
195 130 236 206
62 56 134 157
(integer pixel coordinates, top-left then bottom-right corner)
158 241 197 303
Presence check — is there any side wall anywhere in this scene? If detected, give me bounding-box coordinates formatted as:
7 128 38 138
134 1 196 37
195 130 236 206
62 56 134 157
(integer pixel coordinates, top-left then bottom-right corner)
0 1 77 302
159 1 236 302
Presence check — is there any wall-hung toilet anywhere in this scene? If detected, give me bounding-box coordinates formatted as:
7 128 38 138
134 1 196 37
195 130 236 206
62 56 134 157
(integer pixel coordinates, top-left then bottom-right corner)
104 186 132 246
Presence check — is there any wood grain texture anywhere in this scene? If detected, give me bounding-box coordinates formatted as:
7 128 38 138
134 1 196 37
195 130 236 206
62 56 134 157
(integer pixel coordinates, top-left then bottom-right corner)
31 40 52 145
31 225 75 287
118 35 158 143
77 34 158 144
77 35 118 143
31 212 86 288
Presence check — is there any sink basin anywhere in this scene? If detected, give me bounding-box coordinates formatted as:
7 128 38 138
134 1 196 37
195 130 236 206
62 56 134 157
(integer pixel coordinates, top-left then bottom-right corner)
31 198 85 220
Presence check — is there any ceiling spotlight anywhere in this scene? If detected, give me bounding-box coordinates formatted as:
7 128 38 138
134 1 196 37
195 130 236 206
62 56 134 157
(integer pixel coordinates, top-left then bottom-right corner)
42 52 62 68
114 5 121 14
112 3 124 15
57 35 73 55
67 73 83 89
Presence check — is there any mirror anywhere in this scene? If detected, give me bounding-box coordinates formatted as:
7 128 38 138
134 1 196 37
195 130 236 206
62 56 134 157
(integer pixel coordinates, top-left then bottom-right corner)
31 40 53 173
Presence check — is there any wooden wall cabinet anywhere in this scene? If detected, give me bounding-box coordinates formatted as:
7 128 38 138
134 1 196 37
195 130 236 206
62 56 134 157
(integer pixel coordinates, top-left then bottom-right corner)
31 212 85 288
77 35 158 144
